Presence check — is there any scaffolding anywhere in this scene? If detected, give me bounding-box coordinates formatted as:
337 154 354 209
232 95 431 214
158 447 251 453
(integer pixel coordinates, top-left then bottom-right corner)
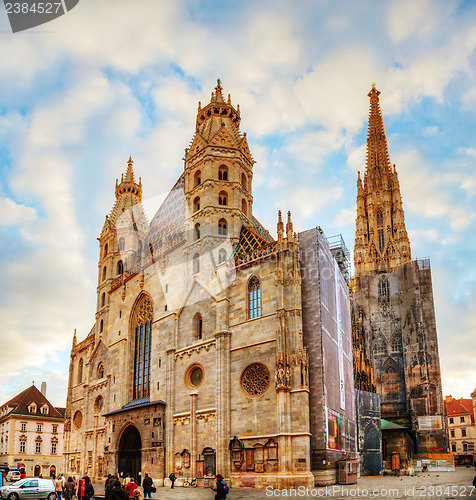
327 234 351 282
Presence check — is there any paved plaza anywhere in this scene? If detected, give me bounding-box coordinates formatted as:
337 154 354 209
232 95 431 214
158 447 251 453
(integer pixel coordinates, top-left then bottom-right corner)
93 468 476 499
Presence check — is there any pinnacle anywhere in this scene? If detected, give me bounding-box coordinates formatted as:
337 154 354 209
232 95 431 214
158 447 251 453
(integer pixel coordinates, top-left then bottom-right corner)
125 156 135 182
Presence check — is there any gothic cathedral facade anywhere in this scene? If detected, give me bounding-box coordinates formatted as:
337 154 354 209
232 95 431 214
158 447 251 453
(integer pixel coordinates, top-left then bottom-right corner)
63 83 358 488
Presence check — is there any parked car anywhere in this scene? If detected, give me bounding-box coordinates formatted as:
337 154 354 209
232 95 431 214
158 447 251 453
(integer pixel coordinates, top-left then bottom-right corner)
0 478 55 500
6 472 20 483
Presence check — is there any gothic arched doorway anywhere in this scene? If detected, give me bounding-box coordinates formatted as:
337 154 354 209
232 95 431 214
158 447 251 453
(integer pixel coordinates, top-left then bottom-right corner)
118 425 142 480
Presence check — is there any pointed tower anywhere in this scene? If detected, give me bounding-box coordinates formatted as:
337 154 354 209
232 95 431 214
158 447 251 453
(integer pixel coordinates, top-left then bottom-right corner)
96 157 148 341
354 84 411 277
183 80 255 259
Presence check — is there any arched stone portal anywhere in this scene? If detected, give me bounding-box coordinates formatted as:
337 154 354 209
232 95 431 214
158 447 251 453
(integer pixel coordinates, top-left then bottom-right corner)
118 425 142 480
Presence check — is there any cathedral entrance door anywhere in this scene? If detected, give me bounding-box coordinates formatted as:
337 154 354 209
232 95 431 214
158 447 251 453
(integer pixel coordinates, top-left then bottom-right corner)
118 425 142 480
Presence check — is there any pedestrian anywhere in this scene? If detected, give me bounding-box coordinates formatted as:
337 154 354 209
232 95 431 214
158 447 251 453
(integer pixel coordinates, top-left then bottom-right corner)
124 475 130 487
64 478 75 500
55 476 63 500
105 475 117 500
168 472 176 489
210 474 228 500
132 489 143 500
83 477 94 500
473 473 476 487
111 481 129 500
142 473 153 499
105 475 112 489
125 478 137 498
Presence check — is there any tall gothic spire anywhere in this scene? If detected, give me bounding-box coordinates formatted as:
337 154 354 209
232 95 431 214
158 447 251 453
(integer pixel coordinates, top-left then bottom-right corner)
354 85 411 277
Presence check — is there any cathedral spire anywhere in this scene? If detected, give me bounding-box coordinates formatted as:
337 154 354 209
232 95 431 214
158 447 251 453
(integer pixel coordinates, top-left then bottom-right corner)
354 86 411 277
115 156 142 201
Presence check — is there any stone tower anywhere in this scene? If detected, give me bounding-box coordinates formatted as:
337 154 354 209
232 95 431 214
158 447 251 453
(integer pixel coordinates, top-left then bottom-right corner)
354 84 411 277
96 157 148 342
351 86 446 473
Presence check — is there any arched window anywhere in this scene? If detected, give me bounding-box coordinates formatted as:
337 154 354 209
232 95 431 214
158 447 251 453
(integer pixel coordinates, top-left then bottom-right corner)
194 170 201 187
119 238 125 251
97 363 104 379
132 295 153 399
391 334 403 352
195 223 200 241
77 359 83 385
218 218 227 235
377 210 383 226
193 197 200 212
218 191 227 206
378 229 385 253
242 198 248 216
101 292 106 308
383 357 398 374
248 276 261 319
193 254 200 274
104 243 108 258
241 173 247 190
218 165 228 181
117 260 124 275
218 249 227 264
375 335 387 354
194 313 203 340
100 319 104 333
102 266 107 281
378 276 389 302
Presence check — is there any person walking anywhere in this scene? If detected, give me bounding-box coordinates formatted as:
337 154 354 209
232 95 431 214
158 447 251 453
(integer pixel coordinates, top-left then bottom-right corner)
54 476 63 500
125 478 137 498
105 475 117 500
210 474 228 500
142 473 153 499
63 477 75 500
111 480 129 500
83 477 94 500
168 472 176 489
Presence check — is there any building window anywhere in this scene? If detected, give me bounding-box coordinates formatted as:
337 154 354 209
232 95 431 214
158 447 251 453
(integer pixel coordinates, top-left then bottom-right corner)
241 173 247 190
449 417 454 424
218 249 227 264
132 295 153 400
195 223 200 241
451 430 455 437
102 266 107 281
100 319 104 333
462 428 467 437
378 276 389 302
241 363 270 397
98 363 104 379
378 229 385 253
73 411 83 430
119 237 125 251
77 359 83 384
375 336 387 354
218 191 227 206
41 407 48 415
248 276 261 319
104 243 108 258
117 260 124 275
218 219 227 235
218 166 228 181
185 364 204 388
242 198 248 216
101 292 106 308
194 313 203 340
391 334 402 352
194 170 201 187
377 210 383 227
29 404 37 413
21 423 26 432
52 426 57 434
193 254 200 274
460 416 465 423
193 197 200 212
451 444 456 452
51 442 57 454
20 440 26 453
463 443 468 452
35 442 41 454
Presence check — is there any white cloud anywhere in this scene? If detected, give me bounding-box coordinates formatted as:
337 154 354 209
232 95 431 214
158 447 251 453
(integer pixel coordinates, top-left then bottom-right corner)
280 186 342 219
0 197 37 226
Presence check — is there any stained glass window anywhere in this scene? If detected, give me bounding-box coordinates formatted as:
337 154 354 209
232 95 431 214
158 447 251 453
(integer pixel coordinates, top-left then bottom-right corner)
248 276 261 319
133 295 153 399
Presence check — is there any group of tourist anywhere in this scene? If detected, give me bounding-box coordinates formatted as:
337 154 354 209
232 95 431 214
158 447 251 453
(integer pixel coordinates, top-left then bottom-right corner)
54 474 94 500
105 473 154 500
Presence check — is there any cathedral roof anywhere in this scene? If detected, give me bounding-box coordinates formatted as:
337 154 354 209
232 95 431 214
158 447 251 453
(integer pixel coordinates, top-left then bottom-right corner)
103 396 166 416
232 225 269 257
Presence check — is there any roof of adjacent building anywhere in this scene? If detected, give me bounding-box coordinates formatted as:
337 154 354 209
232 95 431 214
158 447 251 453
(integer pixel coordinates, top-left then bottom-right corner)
0 385 64 421
446 397 475 423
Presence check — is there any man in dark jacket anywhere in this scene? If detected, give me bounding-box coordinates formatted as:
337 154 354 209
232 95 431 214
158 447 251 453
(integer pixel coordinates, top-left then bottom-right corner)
105 476 117 500
111 481 129 500
142 474 153 499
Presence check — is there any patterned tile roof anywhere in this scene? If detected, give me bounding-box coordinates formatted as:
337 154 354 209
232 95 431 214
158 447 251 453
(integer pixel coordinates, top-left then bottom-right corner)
446 398 475 424
232 225 269 257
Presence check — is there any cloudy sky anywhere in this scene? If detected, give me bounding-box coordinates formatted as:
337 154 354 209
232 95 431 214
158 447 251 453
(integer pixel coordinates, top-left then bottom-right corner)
0 0 475 407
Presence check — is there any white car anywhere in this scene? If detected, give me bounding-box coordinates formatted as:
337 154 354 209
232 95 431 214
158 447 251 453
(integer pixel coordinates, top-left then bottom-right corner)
0 478 55 500
6 472 20 483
